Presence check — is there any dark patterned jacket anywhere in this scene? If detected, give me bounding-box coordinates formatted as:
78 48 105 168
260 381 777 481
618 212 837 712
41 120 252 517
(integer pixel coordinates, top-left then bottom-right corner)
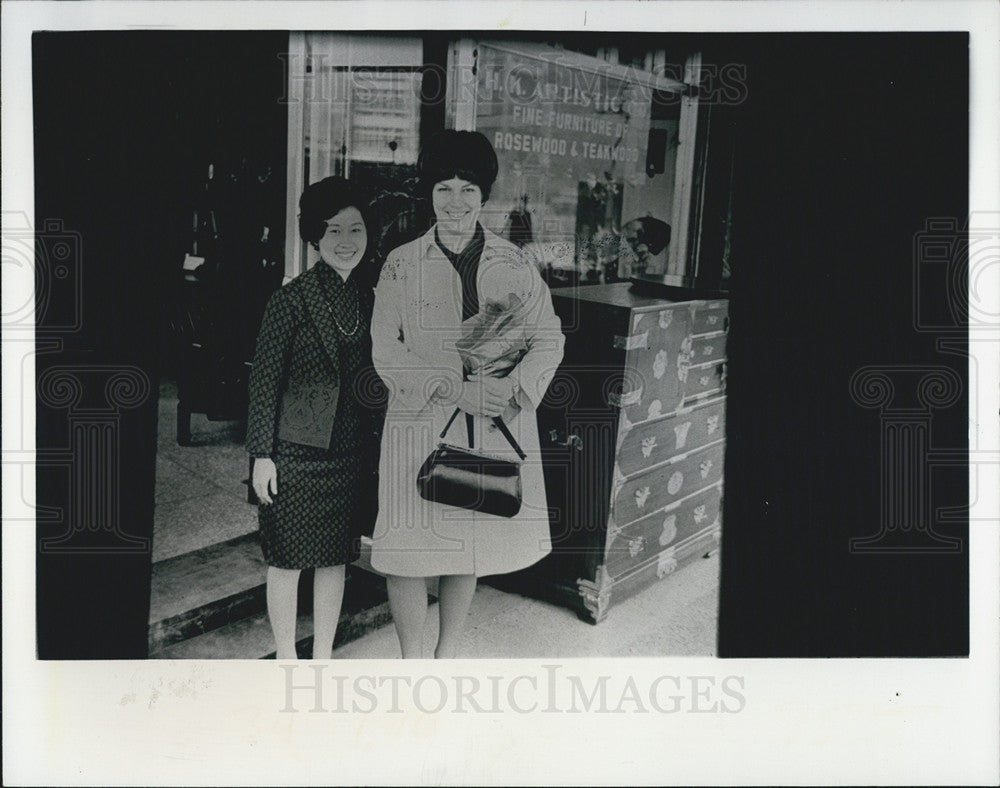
245 263 384 458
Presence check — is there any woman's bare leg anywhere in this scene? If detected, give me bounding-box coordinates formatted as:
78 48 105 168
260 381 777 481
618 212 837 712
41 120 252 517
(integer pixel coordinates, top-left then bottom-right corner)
266 566 301 659
312 564 346 659
386 575 429 659
434 574 477 659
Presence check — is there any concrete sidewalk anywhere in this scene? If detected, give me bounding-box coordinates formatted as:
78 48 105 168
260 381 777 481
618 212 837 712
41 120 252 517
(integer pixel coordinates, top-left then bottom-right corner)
333 554 720 659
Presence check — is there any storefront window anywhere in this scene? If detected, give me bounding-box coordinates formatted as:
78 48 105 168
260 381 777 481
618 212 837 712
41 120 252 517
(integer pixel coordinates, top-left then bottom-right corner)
465 42 693 285
348 69 421 166
285 35 701 282
285 33 424 276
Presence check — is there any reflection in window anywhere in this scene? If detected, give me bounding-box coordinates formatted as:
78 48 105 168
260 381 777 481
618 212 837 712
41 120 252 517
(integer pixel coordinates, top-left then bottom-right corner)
349 70 421 166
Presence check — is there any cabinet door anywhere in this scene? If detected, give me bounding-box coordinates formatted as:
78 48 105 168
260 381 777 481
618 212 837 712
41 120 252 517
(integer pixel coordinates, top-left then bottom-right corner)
618 305 691 424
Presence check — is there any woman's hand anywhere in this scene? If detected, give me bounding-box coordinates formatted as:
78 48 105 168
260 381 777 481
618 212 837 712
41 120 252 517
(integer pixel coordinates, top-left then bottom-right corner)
252 458 278 504
456 376 515 418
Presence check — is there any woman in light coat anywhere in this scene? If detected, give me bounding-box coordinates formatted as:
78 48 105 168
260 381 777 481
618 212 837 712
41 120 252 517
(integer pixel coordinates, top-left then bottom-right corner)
369 131 565 658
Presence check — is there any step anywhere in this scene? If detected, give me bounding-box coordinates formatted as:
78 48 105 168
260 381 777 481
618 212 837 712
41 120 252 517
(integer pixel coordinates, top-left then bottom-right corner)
150 568 394 659
148 532 267 653
151 610 311 659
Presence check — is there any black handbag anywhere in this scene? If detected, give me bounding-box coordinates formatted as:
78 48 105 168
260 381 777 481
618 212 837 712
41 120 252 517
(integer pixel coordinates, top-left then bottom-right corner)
417 408 526 518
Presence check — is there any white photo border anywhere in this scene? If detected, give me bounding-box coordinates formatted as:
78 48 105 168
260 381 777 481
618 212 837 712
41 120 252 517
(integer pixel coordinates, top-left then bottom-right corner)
3 2 998 785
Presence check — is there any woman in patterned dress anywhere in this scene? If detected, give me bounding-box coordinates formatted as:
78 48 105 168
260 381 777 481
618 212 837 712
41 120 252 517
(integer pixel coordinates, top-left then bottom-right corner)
246 177 383 659
369 131 565 658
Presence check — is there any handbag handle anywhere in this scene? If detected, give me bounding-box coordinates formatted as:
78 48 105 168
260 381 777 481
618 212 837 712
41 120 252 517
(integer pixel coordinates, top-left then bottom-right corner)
440 407 527 461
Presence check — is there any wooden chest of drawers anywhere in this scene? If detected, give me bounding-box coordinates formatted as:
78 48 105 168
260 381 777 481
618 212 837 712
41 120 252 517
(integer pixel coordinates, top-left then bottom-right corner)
500 283 728 623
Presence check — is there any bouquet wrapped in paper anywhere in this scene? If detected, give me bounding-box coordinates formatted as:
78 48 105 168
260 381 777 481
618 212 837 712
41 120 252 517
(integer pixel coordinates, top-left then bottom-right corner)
455 251 536 422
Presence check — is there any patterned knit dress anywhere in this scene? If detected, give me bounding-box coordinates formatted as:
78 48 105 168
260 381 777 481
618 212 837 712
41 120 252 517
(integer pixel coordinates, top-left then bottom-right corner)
257 262 368 569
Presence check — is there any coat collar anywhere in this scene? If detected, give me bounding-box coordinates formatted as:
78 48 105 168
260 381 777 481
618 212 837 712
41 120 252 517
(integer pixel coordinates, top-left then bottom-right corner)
418 224 509 257
299 264 340 369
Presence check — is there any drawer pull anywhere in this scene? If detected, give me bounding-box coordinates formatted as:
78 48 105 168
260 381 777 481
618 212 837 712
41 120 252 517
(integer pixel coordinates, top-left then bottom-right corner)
673 421 691 450
641 436 658 458
656 549 679 579
694 504 708 524
699 459 714 479
652 349 668 379
677 336 693 382
707 314 719 326
667 471 684 495
613 331 649 351
628 537 646 558
659 310 674 329
659 514 678 546
702 344 714 356
634 486 651 509
706 414 719 435
699 375 710 386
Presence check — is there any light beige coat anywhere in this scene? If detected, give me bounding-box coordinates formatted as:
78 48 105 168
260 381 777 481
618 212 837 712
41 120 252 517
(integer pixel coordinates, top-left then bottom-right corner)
369 226 565 577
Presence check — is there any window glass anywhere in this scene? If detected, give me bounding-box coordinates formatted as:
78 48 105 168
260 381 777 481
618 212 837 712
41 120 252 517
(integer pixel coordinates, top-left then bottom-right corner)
473 43 683 284
348 69 421 166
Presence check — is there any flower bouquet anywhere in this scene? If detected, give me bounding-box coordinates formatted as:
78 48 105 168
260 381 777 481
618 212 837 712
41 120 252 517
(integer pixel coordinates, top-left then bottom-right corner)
455 252 535 422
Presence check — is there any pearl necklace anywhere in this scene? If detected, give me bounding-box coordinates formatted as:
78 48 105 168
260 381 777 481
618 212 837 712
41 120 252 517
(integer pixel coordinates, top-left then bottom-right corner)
328 298 360 337
319 260 361 337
